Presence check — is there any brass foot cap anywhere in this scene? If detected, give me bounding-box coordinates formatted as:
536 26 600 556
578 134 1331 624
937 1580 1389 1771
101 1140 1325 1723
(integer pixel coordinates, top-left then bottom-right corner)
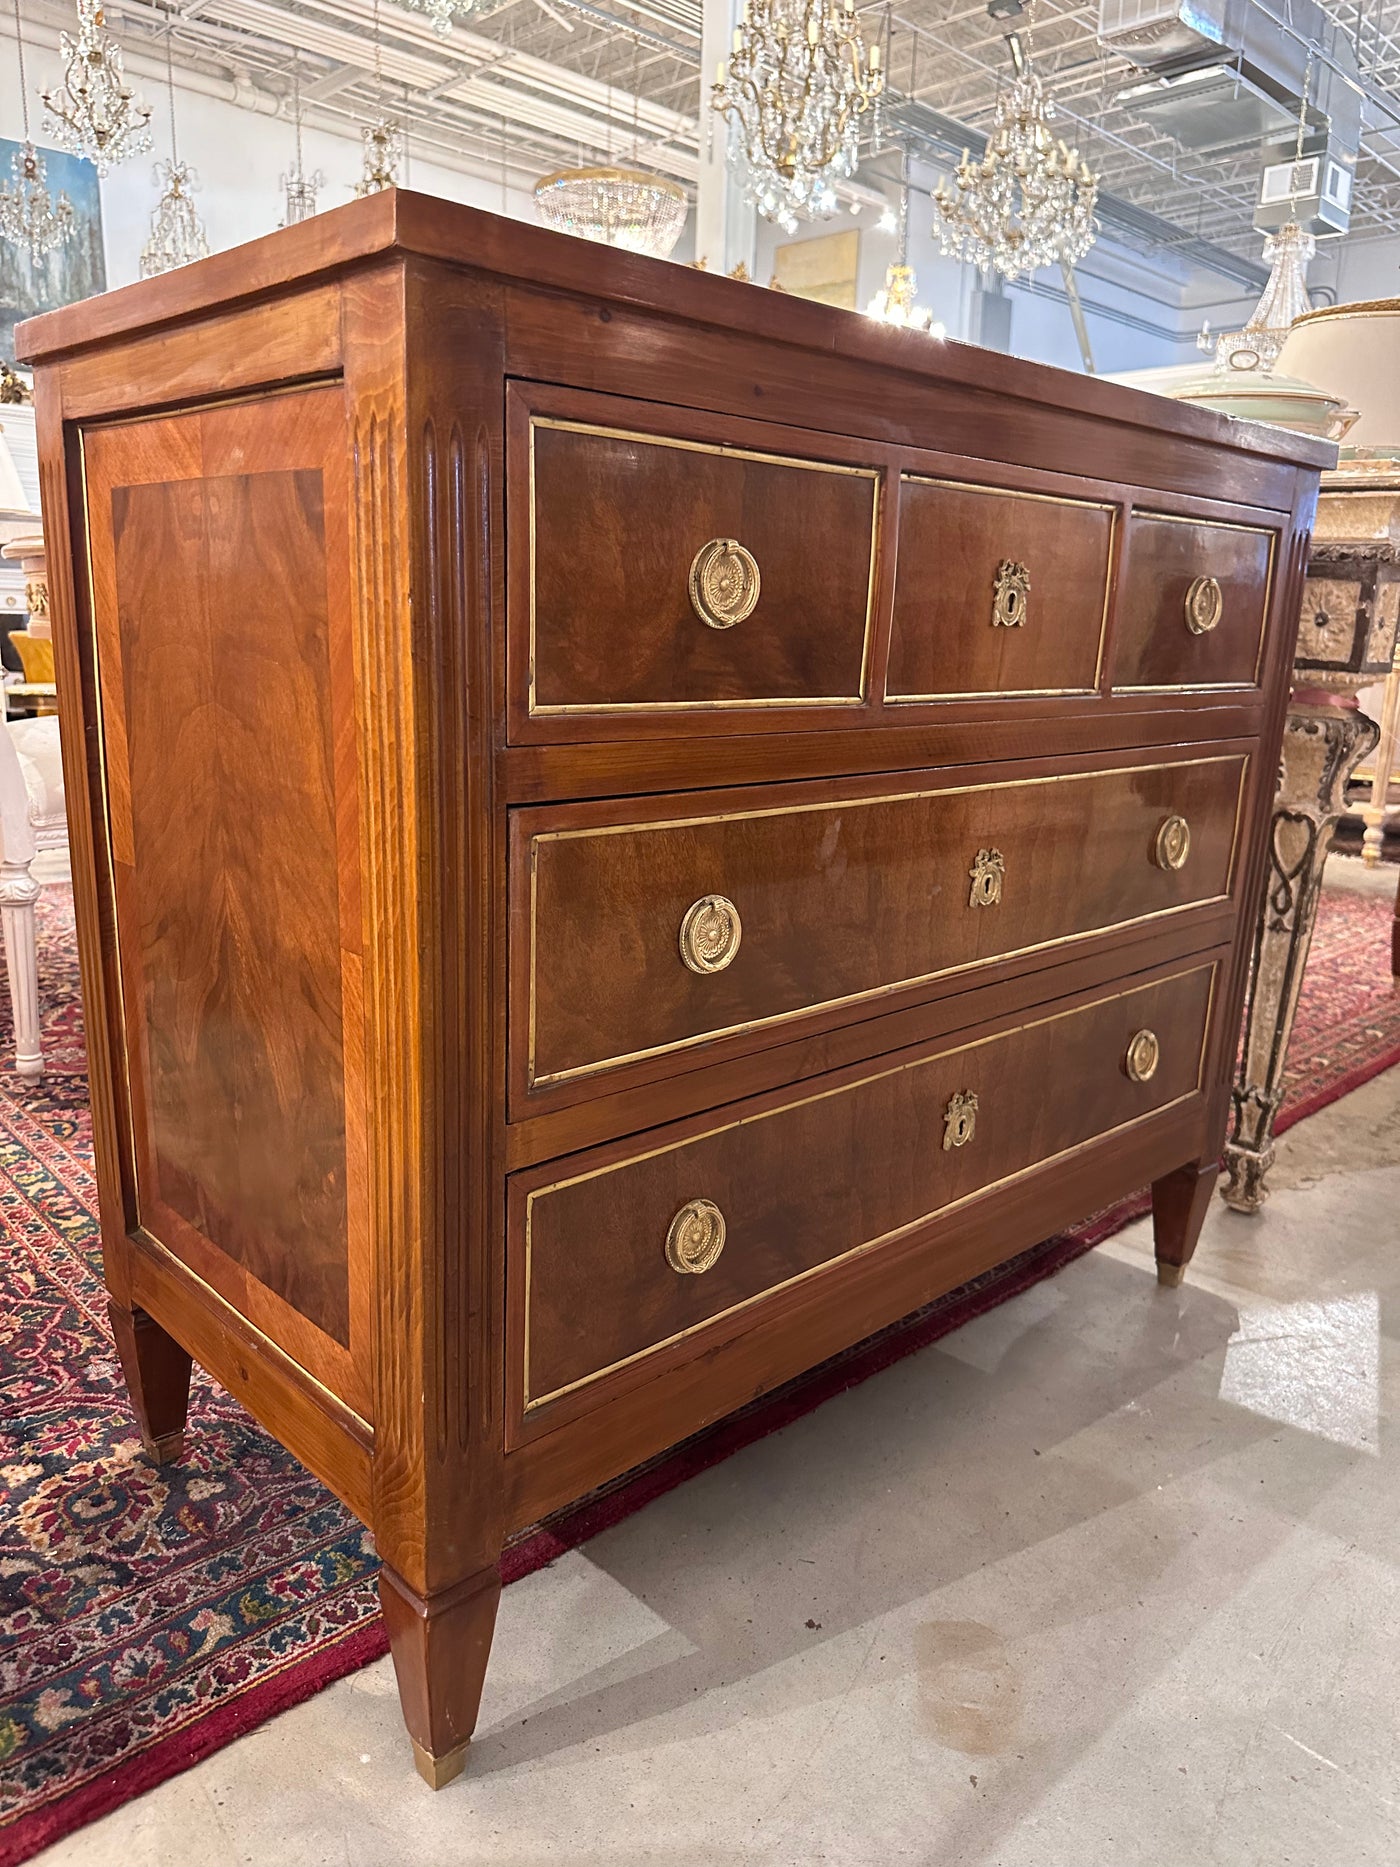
146 1430 185 1464
412 1738 468 1790
1156 1261 1186 1289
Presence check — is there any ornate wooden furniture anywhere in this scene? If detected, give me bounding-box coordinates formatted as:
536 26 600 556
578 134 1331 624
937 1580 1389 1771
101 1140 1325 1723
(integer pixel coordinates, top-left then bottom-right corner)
1222 462 1395 1211
17 191 1329 1788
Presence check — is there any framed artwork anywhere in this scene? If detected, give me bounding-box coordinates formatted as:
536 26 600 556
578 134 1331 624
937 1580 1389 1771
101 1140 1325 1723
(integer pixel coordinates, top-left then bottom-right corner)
0 140 105 362
771 228 861 309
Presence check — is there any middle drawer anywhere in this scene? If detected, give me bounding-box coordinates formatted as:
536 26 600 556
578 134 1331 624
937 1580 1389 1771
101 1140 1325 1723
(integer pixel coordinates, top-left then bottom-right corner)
512 748 1249 1100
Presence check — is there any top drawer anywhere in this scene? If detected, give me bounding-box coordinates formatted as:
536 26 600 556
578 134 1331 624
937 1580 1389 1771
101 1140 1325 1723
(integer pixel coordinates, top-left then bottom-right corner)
1112 512 1275 691
517 401 879 720
887 475 1116 701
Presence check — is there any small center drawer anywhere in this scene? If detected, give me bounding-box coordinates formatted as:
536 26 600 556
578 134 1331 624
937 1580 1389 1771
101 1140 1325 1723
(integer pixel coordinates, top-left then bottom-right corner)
1112 511 1275 691
520 408 879 718
887 475 1116 700
513 751 1247 1096
513 963 1216 1420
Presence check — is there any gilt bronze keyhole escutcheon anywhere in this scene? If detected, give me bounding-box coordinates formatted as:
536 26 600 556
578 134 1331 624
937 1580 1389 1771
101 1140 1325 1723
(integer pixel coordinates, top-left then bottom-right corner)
969 848 1005 908
992 559 1030 628
943 1090 979 1151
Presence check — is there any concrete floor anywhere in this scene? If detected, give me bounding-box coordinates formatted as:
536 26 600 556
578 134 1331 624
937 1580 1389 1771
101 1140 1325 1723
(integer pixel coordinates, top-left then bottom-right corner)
43 873 1400 1866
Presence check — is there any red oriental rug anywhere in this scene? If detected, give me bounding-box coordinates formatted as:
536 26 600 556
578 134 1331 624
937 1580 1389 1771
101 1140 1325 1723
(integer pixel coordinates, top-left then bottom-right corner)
3 883 1399 1864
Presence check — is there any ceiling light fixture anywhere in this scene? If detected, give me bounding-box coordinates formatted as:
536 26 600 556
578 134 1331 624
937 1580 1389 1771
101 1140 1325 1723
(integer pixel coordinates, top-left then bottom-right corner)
40 0 152 176
712 0 882 234
140 22 209 277
0 0 77 265
866 156 945 334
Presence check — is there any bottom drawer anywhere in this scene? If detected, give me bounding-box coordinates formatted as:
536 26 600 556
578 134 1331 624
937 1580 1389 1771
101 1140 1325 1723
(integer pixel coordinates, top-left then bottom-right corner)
513 963 1216 1426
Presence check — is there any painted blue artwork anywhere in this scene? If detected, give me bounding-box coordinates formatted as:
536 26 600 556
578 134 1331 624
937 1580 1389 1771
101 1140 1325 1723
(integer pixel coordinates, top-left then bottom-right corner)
0 138 105 362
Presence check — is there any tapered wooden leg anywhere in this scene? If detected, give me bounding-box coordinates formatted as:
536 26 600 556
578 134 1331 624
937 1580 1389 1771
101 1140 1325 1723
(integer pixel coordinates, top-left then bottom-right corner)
107 1299 193 1462
380 1564 501 1789
1152 1160 1219 1287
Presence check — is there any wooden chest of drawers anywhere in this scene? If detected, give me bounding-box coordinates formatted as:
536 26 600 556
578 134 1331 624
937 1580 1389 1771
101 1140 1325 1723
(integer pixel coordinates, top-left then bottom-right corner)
17 191 1330 1789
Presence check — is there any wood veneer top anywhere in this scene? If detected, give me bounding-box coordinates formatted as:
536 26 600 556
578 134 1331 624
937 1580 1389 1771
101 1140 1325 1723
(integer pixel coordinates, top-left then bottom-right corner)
15 187 1334 472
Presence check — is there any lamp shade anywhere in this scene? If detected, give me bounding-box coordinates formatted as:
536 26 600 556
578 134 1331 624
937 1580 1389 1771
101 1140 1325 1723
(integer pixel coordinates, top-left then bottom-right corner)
1278 302 1400 455
0 418 34 521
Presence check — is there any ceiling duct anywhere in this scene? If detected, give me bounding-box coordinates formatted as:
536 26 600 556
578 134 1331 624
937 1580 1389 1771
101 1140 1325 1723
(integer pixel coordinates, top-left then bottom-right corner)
1098 0 1361 231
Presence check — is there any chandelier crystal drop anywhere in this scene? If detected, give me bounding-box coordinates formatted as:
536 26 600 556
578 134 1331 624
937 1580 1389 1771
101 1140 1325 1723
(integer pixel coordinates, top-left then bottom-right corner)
0 0 77 264
712 0 882 233
353 116 402 195
140 159 209 275
40 0 152 176
399 0 482 33
932 32 1097 280
533 165 687 258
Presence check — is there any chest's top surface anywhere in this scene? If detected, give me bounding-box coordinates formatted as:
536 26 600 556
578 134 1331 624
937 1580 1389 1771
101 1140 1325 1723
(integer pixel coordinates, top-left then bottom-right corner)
15 187 1332 479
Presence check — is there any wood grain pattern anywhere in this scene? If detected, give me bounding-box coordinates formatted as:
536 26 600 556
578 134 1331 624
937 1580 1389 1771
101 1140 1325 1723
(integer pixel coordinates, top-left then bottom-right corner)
516 748 1247 1096
888 476 1115 700
514 962 1215 1422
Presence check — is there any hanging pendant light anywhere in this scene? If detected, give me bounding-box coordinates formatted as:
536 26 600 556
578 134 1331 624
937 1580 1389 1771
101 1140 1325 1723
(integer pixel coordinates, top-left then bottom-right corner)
866 153 945 335
40 0 152 176
398 0 485 35
0 0 77 265
279 51 324 225
140 24 209 277
534 38 687 260
712 0 882 233
354 0 402 196
932 24 1097 281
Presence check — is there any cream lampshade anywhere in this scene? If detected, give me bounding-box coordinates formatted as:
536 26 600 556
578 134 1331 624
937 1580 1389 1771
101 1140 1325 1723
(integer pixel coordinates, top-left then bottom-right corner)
1278 302 1400 455
0 420 36 544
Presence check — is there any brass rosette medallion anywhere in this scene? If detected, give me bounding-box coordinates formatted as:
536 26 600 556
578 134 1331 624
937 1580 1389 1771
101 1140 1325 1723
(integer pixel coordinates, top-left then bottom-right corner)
1184 575 1223 635
992 558 1030 628
943 1090 978 1151
1125 1028 1160 1083
679 893 743 974
1153 814 1191 872
968 847 1005 909
666 1198 727 1275
688 538 761 630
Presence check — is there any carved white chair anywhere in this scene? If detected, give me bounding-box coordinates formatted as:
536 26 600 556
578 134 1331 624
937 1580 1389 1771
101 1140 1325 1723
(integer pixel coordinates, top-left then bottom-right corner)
0 713 68 1076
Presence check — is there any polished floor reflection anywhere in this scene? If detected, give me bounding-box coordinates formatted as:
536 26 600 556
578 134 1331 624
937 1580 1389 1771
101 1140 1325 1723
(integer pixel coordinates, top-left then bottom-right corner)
43 1060 1400 1866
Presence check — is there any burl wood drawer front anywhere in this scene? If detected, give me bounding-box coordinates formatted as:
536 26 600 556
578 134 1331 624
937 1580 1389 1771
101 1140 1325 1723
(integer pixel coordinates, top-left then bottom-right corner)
514 963 1215 1419
524 415 878 715
1113 512 1275 691
887 476 1116 700
514 751 1247 1095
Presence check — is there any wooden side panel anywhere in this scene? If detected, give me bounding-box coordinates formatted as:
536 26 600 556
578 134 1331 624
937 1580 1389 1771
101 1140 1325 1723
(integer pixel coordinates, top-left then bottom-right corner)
81 385 369 1410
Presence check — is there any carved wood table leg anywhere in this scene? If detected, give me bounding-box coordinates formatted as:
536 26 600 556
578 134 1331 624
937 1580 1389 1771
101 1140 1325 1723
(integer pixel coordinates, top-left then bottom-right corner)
1152 1159 1218 1286
107 1299 194 1463
379 1565 502 1790
1222 694 1380 1214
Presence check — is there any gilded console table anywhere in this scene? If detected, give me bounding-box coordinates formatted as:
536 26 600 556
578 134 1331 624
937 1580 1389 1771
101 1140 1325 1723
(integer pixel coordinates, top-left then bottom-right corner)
1223 464 1395 1210
18 190 1328 1784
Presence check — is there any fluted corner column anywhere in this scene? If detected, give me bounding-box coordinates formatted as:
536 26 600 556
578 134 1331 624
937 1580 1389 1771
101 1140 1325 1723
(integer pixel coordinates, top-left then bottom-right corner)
1222 690 1380 1213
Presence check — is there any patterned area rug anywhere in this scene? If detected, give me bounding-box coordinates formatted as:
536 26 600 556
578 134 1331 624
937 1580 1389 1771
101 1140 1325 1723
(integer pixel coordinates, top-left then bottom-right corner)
3 884 1399 1864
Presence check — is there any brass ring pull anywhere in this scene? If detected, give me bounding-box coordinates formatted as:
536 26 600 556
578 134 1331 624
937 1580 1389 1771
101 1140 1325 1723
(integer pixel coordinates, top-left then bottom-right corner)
679 894 742 974
1125 1029 1160 1083
1153 815 1191 872
943 1090 978 1151
1184 575 1223 635
689 538 761 630
666 1198 727 1275
992 559 1029 628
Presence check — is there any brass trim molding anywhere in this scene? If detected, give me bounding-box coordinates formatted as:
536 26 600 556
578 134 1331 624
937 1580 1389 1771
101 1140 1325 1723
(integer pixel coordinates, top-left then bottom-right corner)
525 415 881 716
521 963 1219 1412
525 753 1249 1089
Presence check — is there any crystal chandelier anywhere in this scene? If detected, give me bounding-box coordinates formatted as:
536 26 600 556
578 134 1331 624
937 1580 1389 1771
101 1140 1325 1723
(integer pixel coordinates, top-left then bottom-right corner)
866 164 945 334
712 0 882 233
40 0 152 177
0 0 77 265
933 30 1097 280
399 0 483 34
354 117 402 195
139 30 209 277
1199 222 1314 375
279 53 323 225
533 166 687 258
